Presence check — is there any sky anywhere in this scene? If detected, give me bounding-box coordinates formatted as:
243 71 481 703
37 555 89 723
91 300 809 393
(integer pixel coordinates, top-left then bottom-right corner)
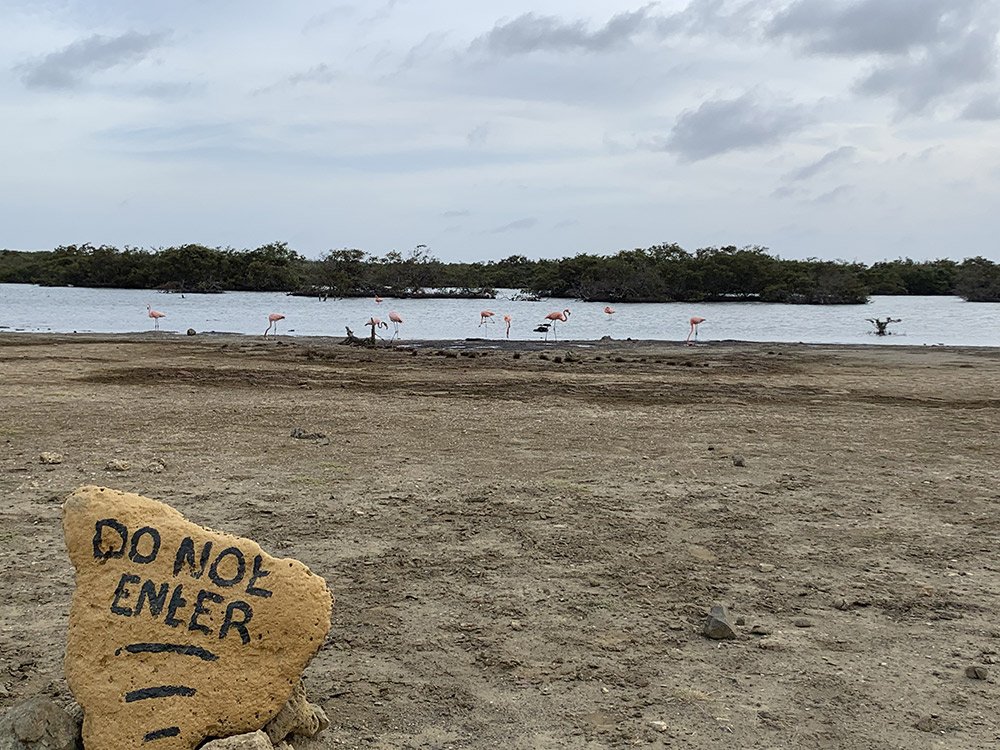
1 0 998 263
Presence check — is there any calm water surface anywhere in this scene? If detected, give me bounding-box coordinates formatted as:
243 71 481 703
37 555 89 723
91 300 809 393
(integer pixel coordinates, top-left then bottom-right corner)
2 284 998 347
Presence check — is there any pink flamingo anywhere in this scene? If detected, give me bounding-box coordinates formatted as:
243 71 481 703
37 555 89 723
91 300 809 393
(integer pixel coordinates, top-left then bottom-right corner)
374 295 383 304
686 316 706 345
502 314 512 339
367 317 388 343
146 304 166 330
604 306 615 316
388 311 404 340
544 309 571 341
264 313 285 338
479 310 495 337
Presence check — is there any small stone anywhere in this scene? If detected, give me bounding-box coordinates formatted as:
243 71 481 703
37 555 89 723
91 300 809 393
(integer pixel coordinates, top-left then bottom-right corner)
264 681 328 744
0 696 79 750
510 619 523 631
200 731 274 749
290 428 326 440
735 616 746 626
732 454 745 467
832 598 850 610
63 486 333 750
914 715 939 733
793 618 815 628
39 452 64 465
186 329 197 336
143 459 167 474
965 665 988 680
649 720 668 732
757 563 775 573
750 624 771 636
104 459 129 472
702 604 736 640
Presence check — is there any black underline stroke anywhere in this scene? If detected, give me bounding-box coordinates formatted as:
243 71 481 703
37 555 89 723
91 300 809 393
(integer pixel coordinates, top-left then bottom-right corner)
125 685 196 703
116 642 218 661
144 727 181 742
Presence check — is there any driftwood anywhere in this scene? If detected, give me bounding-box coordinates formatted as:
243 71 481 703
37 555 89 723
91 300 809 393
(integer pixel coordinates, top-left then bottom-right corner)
341 327 373 347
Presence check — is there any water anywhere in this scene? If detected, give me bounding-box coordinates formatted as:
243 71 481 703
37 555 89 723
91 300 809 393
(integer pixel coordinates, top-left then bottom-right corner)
2 283 999 347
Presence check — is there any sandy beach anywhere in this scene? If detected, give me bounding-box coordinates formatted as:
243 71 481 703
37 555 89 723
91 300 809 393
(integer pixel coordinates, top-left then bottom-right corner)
2 333 999 749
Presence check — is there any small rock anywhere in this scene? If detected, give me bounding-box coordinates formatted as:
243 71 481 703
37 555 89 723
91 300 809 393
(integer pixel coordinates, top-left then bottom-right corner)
756 638 788 651
757 563 775 573
186 328 197 336
0 696 79 750
965 665 988 680
103 459 129 472
201 731 274 749
39 452 64 466
914 715 939 733
757 710 781 725
735 616 746 626
649 720 668 732
264 681 328 744
707 445 715 451
142 459 166 474
510 619 523 631
702 604 736 640
290 427 326 440
732 454 745 467
832 597 851 610
793 618 815 628
750 624 771 636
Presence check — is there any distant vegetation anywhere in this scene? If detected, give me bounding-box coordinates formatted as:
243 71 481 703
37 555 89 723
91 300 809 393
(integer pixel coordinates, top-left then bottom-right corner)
1 242 998 303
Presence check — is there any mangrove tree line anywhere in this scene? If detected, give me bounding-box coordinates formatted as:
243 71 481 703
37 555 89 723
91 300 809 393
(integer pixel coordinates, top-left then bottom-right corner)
1 242 998 303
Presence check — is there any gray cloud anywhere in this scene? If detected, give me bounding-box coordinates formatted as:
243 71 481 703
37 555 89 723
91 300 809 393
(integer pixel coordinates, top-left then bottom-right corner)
812 184 854 203
18 31 168 90
488 217 537 233
856 29 997 114
785 146 856 181
655 91 812 162
767 0 999 115
254 64 338 95
471 5 661 55
767 0 982 56
961 93 1000 120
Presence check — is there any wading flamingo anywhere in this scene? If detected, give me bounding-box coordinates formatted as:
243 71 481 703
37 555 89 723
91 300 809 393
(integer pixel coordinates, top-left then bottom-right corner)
479 310 495 337
686 316 706 345
264 313 285 337
146 304 166 330
367 317 388 343
544 309 571 341
502 314 512 339
388 311 404 340
374 295 383 304
604 306 615 316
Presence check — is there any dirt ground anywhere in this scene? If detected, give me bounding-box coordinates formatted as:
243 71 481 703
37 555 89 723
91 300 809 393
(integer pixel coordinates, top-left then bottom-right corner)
1 333 999 749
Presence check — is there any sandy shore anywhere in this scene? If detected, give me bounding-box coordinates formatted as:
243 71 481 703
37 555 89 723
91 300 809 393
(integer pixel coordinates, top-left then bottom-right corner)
2 333 999 748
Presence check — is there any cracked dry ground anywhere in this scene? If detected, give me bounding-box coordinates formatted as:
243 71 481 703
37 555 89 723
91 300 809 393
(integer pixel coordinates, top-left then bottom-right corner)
1 334 999 749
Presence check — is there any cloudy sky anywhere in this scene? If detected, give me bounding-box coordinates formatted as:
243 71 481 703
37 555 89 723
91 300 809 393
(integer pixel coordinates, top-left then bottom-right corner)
2 0 998 262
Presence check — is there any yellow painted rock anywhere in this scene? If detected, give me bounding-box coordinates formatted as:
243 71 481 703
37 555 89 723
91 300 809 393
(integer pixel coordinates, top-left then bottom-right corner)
63 486 333 750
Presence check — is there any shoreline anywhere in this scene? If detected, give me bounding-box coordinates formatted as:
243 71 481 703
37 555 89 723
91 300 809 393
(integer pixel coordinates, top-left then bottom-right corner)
3 330 1000 353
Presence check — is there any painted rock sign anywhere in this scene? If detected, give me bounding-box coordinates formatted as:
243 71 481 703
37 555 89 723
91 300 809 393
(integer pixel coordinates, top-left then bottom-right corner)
63 486 333 750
